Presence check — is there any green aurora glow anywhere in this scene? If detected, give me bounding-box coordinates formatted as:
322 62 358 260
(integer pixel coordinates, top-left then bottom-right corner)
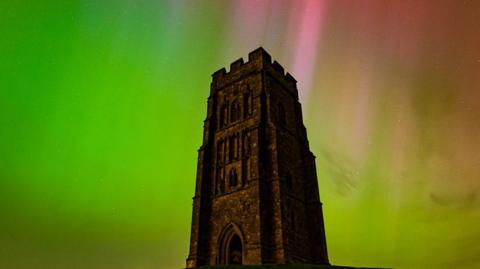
1 1 479 269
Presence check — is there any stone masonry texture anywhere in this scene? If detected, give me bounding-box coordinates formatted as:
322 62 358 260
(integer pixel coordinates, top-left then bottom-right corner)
186 47 329 267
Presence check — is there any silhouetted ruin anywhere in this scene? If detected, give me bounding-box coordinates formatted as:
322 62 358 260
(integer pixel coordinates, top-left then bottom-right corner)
186 47 329 267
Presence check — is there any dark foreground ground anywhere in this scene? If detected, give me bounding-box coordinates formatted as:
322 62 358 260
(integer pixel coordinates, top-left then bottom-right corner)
195 264 387 269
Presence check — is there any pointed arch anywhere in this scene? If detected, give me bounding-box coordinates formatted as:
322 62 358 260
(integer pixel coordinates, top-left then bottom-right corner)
219 103 227 127
243 132 251 157
230 99 240 123
243 92 251 119
229 168 238 188
217 223 245 265
218 175 225 194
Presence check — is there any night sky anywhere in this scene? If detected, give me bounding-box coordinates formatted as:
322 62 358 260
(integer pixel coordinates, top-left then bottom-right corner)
1 1 480 268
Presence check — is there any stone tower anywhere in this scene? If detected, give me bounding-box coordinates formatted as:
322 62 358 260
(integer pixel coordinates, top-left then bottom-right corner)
186 47 329 267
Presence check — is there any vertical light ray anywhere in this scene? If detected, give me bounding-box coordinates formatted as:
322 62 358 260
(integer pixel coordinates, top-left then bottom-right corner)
2 1 480 268
225 0 270 58
289 0 327 101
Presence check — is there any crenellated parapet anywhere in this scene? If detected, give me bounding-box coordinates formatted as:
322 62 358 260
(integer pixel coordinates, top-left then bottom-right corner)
211 47 298 99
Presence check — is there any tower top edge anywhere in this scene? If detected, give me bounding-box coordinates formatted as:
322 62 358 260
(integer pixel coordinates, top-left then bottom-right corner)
211 47 297 87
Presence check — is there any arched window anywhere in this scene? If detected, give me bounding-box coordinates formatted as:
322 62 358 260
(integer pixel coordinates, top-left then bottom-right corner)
229 136 235 161
230 99 239 123
229 169 238 187
220 104 227 127
218 176 225 194
285 172 293 189
243 133 250 157
243 93 250 119
278 102 286 126
217 140 224 164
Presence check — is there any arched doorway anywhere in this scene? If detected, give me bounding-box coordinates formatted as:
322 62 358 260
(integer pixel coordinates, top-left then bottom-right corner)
228 234 243 264
217 223 244 265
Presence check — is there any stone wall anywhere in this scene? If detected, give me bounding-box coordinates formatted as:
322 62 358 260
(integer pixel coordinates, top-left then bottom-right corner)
187 48 329 267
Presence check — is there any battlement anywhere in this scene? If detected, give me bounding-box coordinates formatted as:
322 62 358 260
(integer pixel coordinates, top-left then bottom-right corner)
211 47 297 91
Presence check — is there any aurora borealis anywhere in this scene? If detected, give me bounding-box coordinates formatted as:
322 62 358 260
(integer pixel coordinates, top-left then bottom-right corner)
1 1 480 268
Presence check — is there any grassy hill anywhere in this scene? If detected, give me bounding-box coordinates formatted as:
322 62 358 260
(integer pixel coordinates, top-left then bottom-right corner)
195 264 387 269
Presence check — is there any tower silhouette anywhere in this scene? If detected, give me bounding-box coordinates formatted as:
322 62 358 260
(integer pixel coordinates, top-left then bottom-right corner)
186 47 329 267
